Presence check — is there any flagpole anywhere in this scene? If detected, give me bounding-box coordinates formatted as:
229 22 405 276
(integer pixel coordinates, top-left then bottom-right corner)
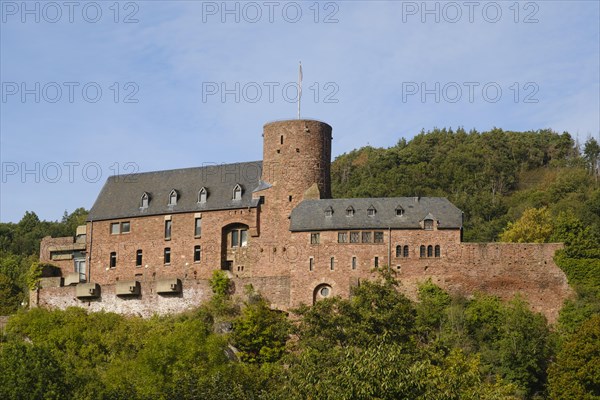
298 61 302 120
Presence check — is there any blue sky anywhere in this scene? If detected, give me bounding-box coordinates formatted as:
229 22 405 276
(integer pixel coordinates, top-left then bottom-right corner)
1 0 599 223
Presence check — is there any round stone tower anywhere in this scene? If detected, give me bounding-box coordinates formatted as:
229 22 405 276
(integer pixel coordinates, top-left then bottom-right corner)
261 120 332 208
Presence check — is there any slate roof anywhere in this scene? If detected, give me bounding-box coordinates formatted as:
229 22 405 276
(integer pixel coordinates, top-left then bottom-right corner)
289 198 463 231
87 161 262 221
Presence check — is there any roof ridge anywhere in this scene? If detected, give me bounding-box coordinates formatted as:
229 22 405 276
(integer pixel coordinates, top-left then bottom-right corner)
106 160 262 179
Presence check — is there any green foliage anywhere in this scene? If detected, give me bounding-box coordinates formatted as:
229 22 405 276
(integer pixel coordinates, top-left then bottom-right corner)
555 253 600 334
415 279 452 342
231 295 290 363
499 207 553 243
583 138 600 174
0 273 21 315
495 299 553 396
294 278 416 350
209 270 232 297
548 314 600 399
26 262 43 291
0 342 70 400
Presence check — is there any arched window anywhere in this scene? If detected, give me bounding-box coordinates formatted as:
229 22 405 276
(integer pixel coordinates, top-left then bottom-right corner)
232 184 242 201
314 284 332 303
168 189 178 206
198 187 207 204
435 245 441 258
420 245 426 258
140 192 149 209
403 245 409 258
427 245 433 257
395 245 402 258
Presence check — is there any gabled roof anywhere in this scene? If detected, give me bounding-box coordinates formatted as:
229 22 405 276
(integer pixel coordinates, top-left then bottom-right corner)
87 161 262 221
290 197 463 231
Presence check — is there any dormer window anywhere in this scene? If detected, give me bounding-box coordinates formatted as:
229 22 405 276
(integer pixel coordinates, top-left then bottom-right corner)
424 219 434 230
198 187 207 204
325 206 333 217
395 206 404 217
367 205 376 217
168 189 178 206
140 192 149 209
233 184 242 201
346 206 355 217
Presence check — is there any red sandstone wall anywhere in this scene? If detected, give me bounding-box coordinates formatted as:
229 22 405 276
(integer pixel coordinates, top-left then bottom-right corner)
86 208 258 285
286 241 571 324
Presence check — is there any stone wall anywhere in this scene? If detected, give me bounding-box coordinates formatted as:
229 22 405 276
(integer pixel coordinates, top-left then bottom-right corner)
35 242 571 323
33 275 291 317
287 242 572 323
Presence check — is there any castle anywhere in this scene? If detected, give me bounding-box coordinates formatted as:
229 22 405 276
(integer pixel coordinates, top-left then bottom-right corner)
36 119 573 322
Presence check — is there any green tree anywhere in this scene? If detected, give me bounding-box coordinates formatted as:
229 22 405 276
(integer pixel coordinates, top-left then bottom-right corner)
0 342 70 400
548 314 600 399
0 273 21 314
231 295 290 363
499 207 553 243
584 137 600 175
415 279 451 343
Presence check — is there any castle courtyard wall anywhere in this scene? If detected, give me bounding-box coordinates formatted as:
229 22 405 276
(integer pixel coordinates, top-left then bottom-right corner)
34 241 572 323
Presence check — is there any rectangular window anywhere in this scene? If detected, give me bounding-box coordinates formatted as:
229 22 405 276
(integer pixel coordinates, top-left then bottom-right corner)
194 218 202 237
351 256 357 270
374 256 379 268
424 220 434 230
330 257 335 271
136 250 142 267
240 229 248 247
165 220 172 240
309 257 314 271
362 231 372 243
121 221 130 233
164 247 171 264
338 232 347 243
194 245 201 262
110 223 120 235
109 252 116 268
232 230 239 247
350 232 360 243
374 231 384 243
310 233 320 245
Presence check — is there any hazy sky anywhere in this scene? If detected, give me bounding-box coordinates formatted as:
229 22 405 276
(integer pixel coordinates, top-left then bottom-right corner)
1 0 599 222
